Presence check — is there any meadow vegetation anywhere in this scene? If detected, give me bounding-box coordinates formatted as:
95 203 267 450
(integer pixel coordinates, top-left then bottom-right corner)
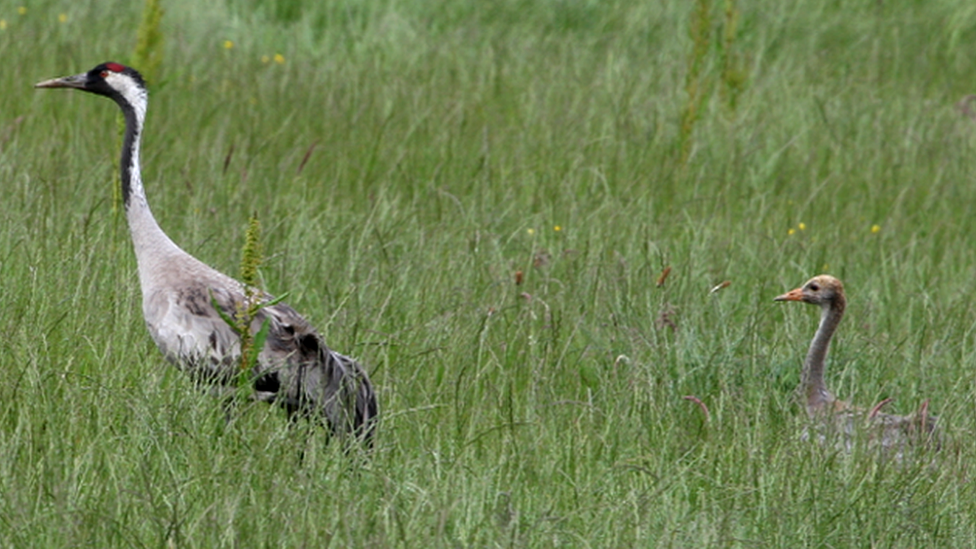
2 0 976 545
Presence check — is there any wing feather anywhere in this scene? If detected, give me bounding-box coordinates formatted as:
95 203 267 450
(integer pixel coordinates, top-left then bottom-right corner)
144 282 377 440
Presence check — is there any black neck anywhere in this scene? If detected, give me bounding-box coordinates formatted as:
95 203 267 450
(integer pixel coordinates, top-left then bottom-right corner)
118 100 140 208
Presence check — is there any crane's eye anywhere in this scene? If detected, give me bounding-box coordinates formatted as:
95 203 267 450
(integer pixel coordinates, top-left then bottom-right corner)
100 70 109 78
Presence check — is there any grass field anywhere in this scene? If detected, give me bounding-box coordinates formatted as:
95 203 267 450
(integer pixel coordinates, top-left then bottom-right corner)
2 0 976 545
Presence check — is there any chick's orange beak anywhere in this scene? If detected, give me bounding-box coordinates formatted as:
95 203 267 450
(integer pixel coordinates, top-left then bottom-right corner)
774 287 804 302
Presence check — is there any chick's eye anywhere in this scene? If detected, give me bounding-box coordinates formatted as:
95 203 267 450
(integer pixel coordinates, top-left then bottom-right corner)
808 283 820 292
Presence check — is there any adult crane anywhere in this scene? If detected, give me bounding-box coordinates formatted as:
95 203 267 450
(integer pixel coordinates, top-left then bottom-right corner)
36 63 377 443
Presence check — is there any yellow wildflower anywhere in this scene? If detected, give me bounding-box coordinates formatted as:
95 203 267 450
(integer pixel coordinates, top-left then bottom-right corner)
274 53 285 64
527 228 535 235
58 13 67 23
554 225 561 232
17 6 26 15
788 228 795 236
223 40 234 50
871 224 881 234
261 55 270 64
0 20 6 30
798 222 806 231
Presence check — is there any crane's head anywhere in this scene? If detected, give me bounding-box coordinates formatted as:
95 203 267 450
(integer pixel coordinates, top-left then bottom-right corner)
35 62 147 108
774 275 846 309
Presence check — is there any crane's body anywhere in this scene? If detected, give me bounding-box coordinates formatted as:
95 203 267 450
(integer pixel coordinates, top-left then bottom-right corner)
36 63 377 441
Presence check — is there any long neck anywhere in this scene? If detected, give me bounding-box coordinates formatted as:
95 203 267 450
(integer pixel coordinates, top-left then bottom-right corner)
118 95 187 288
802 296 845 414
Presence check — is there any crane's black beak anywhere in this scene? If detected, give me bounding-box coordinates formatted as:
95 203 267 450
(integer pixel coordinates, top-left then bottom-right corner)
35 72 89 90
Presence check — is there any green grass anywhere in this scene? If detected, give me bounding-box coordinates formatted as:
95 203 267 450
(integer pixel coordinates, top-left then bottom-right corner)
2 0 976 545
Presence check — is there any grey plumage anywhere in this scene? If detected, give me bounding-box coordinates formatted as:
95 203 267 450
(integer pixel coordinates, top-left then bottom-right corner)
36 62 377 442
